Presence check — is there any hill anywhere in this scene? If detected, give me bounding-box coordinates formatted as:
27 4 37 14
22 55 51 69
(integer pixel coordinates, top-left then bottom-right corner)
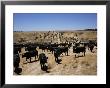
14 30 97 43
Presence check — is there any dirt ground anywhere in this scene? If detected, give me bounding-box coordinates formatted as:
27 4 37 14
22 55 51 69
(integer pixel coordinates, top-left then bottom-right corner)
14 46 97 75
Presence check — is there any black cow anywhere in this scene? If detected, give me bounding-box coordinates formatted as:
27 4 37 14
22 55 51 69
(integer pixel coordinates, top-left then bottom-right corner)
25 46 36 51
73 46 86 58
14 43 24 49
60 47 68 56
39 53 48 71
88 44 94 52
39 45 47 52
80 41 89 47
14 47 21 54
14 68 22 75
75 42 80 47
48 46 58 54
22 50 38 62
68 43 72 48
53 46 69 64
54 48 62 64
54 47 69 63
14 43 24 54
59 43 68 47
14 54 20 68
14 54 22 75
45 43 58 53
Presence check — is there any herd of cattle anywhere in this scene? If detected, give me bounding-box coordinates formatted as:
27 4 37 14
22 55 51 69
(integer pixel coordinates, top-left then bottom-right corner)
14 40 97 75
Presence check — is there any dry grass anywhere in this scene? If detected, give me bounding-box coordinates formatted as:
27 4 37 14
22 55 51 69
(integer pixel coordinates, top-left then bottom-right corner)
14 31 97 43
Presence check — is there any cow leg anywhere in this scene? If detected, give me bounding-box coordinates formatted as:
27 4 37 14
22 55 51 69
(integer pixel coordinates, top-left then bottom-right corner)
55 58 57 62
92 48 93 52
55 56 59 63
66 52 67 56
55 57 57 62
56 57 59 64
41 64 43 69
90 49 92 52
82 52 83 56
26 57 28 61
67 51 68 56
41 64 43 70
56 57 58 62
75 54 76 58
75 53 78 58
35 56 36 60
88 47 89 50
41 63 45 70
43 64 45 70
78 53 79 57
84 52 85 56
30 57 31 62
38 58 39 61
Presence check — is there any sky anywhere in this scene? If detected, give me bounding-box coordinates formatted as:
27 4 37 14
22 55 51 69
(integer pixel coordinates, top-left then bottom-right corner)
13 13 97 31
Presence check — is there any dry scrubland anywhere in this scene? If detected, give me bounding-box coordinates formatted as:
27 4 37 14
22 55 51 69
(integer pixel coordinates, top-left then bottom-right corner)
14 31 97 75
14 31 97 43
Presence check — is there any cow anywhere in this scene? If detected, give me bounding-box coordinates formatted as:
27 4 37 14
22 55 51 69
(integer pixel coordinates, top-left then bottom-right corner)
39 44 47 52
87 40 97 52
48 46 58 54
14 68 22 75
75 42 80 47
59 43 68 47
25 46 36 51
53 47 64 64
14 54 20 68
80 41 89 47
68 43 72 48
22 50 38 62
39 53 48 71
88 44 94 52
14 54 22 75
14 43 24 54
73 46 86 58
52 46 69 64
14 47 21 54
60 47 69 56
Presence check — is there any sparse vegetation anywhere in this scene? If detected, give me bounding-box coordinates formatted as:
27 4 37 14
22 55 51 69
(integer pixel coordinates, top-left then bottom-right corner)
14 30 97 43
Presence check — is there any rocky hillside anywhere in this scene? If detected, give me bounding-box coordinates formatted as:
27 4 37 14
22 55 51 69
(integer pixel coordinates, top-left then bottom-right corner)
14 30 97 43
